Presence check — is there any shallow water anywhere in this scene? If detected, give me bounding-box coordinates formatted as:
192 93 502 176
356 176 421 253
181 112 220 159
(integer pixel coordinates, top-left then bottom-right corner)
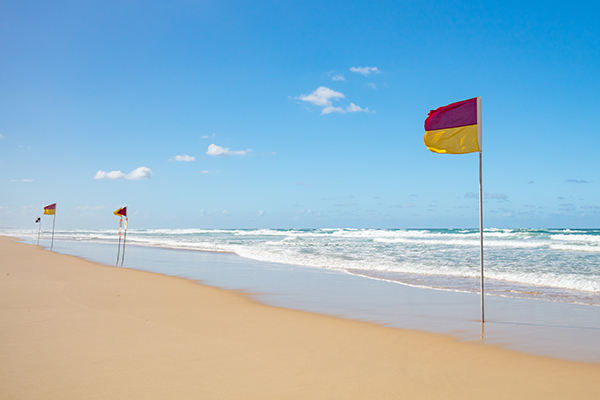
8 228 600 306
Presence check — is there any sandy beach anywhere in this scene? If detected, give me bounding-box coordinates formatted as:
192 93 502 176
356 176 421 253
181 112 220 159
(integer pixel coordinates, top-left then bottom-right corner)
2 236 600 399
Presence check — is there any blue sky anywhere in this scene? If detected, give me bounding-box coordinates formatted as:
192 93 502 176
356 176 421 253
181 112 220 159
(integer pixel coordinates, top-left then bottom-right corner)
1 0 599 229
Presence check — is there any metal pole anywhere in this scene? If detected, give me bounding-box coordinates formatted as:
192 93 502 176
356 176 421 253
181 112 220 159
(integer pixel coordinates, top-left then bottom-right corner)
120 217 127 267
116 216 122 266
479 150 484 323
50 212 56 251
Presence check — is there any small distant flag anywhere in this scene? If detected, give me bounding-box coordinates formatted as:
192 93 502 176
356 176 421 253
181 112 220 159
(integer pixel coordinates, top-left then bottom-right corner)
113 206 128 266
43 203 57 215
42 203 57 250
35 216 41 245
424 97 481 154
113 207 127 217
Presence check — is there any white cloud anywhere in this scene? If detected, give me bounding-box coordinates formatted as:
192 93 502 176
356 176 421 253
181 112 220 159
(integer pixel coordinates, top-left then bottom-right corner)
332 74 345 81
200 170 209 174
298 87 370 115
0 133 5 139
322 106 345 115
345 103 368 113
206 144 251 157
350 66 381 76
10 179 34 182
173 154 195 162
366 83 377 90
322 103 369 115
350 67 381 76
298 86 345 107
94 166 153 180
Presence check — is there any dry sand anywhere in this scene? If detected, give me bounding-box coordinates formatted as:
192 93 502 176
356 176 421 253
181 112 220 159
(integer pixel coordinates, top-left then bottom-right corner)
1 236 599 399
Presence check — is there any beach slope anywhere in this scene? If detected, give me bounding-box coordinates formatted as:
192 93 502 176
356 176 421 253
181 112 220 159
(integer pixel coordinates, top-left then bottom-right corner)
1 236 599 399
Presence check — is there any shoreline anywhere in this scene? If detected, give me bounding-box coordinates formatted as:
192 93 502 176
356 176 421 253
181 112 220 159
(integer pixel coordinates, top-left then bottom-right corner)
32 235 600 363
7 227 600 309
2 237 600 399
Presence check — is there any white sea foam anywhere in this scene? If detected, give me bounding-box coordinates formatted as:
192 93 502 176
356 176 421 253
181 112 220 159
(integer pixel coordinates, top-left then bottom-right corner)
3 227 599 303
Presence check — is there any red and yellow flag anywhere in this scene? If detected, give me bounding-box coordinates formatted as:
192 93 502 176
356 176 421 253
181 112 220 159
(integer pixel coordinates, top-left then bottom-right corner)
43 203 56 215
113 207 127 217
424 97 481 154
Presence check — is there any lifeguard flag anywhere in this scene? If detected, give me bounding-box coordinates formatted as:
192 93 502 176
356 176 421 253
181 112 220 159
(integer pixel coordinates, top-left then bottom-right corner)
43 203 56 215
113 207 127 217
424 97 481 154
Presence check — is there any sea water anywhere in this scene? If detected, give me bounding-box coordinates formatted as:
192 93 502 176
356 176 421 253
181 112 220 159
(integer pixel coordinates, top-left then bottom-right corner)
7 228 600 307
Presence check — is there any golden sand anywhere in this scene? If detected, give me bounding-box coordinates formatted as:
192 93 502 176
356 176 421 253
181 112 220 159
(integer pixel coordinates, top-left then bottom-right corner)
1 236 599 399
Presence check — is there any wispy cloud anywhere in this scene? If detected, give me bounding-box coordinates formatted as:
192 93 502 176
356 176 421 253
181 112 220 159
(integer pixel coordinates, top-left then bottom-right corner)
396 204 416 208
565 179 590 184
172 155 195 162
465 192 509 201
350 66 380 76
332 74 345 81
206 144 251 157
0 133 5 140
333 202 357 207
94 166 153 180
322 103 369 115
366 83 377 90
199 170 209 174
10 178 34 182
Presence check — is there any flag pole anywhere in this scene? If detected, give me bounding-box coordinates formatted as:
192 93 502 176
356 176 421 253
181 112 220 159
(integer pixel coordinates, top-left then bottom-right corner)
477 97 484 323
116 216 122 266
479 150 484 322
50 210 56 251
37 218 41 245
120 217 127 267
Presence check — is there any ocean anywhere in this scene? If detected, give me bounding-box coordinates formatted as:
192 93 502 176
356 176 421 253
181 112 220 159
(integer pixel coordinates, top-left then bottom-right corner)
7 227 600 307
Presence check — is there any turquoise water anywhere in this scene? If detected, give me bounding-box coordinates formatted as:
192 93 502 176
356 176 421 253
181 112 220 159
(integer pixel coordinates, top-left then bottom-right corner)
5 228 600 306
